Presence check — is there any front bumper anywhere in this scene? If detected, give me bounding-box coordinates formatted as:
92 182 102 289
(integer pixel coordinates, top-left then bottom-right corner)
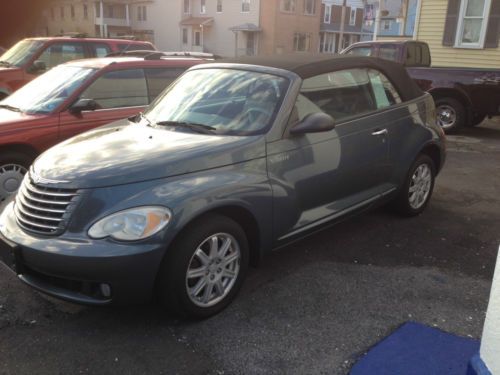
0 203 166 305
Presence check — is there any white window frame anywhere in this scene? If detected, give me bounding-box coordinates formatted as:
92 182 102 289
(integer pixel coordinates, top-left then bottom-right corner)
324 4 332 23
241 0 250 13
349 8 356 26
184 0 191 14
200 0 206 14
217 0 223 13
455 0 492 49
304 0 316 15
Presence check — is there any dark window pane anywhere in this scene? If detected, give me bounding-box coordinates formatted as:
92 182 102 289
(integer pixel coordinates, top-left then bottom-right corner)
378 45 399 62
145 68 186 101
91 43 111 57
80 69 148 109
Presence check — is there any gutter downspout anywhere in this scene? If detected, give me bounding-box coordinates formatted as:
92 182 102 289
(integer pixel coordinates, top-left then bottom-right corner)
413 0 422 40
339 0 347 52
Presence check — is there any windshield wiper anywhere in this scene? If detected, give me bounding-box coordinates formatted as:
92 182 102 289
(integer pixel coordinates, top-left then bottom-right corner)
155 120 216 134
0 104 21 112
0 61 13 67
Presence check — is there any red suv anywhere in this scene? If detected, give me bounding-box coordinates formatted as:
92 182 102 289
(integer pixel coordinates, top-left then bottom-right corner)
0 54 206 202
0 37 155 99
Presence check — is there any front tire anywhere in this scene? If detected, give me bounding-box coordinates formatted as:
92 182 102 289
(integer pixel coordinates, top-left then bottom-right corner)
157 214 249 319
0 152 32 204
435 97 466 134
393 154 436 217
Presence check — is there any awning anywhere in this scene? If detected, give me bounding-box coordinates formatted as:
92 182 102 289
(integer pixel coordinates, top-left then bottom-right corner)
229 23 262 32
180 17 214 27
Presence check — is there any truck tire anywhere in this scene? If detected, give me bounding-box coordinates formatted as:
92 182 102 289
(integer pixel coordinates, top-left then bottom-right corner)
0 152 32 203
468 112 486 127
435 97 466 134
157 213 249 319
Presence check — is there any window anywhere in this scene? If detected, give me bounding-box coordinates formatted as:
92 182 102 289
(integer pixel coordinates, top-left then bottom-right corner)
182 28 188 44
117 43 154 51
83 4 88 19
324 5 332 23
194 31 201 46
304 0 316 15
217 0 223 12
346 46 373 56
91 43 111 57
80 69 148 109
378 45 399 62
242 0 250 12
298 69 378 122
382 20 392 30
107 5 114 18
368 70 402 109
60 6 64 19
37 43 86 69
281 0 296 12
184 0 190 14
349 8 356 26
145 68 187 101
320 32 336 53
138 6 147 21
294 33 311 51
456 0 492 47
200 0 206 13
71 5 75 19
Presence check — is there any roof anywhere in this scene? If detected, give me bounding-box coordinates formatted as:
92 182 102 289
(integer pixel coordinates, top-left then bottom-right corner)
25 37 153 44
179 17 214 26
62 56 205 70
219 54 423 101
229 23 262 32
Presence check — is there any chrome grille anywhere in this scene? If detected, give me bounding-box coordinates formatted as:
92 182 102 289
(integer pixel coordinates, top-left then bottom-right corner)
14 175 80 235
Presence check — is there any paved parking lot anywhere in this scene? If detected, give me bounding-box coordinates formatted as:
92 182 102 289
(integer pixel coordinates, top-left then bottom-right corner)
1 119 500 375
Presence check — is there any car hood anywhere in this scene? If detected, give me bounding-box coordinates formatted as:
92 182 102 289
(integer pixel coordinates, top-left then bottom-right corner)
32 120 267 189
0 109 48 133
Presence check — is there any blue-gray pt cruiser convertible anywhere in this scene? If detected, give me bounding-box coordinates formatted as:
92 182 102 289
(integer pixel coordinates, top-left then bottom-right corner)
0 55 446 318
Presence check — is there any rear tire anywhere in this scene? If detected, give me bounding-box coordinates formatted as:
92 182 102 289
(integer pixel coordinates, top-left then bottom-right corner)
0 152 32 204
435 97 466 134
157 214 249 319
392 154 436 217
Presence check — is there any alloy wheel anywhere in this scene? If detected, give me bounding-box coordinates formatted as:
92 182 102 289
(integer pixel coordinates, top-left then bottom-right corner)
408 163 432 210
436 104 457 129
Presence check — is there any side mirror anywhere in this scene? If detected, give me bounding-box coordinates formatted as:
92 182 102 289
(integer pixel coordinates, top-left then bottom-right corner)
69 98 99 114
290 112 336 135
27 60 47 74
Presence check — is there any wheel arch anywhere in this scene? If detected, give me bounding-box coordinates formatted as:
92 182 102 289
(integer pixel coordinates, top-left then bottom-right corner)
428 88 472 119
419 142 443 174
0 143 39 162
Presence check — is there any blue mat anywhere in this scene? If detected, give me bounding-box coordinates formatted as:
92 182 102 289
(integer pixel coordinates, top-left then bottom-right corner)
350 322 479 375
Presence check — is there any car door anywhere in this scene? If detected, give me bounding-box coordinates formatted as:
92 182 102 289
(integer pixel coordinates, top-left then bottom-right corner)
267 68 392 242
58 68 149 141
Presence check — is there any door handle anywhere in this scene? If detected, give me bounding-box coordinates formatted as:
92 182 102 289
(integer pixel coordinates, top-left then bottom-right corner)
372 129 388 136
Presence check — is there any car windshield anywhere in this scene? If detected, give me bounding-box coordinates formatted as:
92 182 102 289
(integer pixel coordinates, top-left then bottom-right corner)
144 68 289 136
1 65 96 114
0 39 44 67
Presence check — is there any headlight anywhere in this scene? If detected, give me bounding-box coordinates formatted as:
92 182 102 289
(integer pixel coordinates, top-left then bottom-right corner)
88 206 171 241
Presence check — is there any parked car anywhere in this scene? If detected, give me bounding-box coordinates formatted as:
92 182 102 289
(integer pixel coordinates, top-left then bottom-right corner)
341 40 500 134
0 36 156 99
0 55 445 318
0 54 206 203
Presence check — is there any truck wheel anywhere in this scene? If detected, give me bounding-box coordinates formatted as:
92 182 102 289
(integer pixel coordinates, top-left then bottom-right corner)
157 214 249 319
468 112 486 127
392 154 436 217
0 153 32 203
435 97 466 134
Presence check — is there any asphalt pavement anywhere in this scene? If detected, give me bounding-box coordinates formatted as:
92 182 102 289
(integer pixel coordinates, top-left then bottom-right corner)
1 119 500 375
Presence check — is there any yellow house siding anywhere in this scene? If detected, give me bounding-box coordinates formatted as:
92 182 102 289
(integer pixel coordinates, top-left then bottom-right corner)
416 0 500 68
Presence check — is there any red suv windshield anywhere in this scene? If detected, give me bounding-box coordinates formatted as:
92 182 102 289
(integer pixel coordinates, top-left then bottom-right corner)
0 40 44 68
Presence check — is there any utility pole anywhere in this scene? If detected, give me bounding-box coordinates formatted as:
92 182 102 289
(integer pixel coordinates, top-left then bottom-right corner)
338 0 347 52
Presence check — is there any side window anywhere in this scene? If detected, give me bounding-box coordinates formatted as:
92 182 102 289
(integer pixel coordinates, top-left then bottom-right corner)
346 46 372 56
145 68 187 102
37 42 86 69
118 43 155 52
297 69 377 123
91 43 111 57
80 69 148 109
368 69 402 109
378 45 399 62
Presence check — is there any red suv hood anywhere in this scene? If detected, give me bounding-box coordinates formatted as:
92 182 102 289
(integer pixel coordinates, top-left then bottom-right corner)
0 109 49 134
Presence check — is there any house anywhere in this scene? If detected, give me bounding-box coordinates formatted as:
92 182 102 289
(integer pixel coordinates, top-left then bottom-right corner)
320 0 365 53
259 0 322 55
180 0 261 57
414 0 500 68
